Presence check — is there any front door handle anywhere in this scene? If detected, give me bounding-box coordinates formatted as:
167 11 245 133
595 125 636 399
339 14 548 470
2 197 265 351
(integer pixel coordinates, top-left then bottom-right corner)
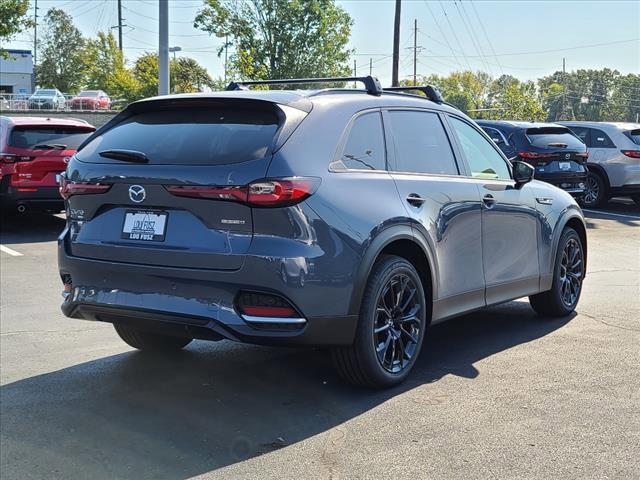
482 194 497 208
406 193 426 207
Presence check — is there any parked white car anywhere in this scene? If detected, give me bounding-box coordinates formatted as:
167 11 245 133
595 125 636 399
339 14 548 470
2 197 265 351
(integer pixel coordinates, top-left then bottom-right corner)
559 122 640 207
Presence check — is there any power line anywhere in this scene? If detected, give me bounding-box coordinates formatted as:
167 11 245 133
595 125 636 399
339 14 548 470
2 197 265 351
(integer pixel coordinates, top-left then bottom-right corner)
422 0 463 70
454 0 492 74
438 1 473 70
468 0 504 75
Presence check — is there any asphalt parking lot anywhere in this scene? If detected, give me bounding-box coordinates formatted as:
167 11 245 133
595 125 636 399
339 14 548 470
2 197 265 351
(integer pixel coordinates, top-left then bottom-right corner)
1 200 638 480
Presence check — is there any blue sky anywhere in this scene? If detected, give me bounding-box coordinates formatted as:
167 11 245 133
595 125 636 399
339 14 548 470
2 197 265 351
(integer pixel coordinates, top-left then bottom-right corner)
6 0 640 85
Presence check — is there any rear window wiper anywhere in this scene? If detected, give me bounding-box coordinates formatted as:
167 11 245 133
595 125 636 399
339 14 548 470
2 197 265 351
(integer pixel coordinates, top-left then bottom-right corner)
33 143 67 150
99 149 148 163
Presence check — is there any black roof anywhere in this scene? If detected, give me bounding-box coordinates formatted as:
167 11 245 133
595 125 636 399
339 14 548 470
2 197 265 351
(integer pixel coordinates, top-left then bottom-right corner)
476 120 569 131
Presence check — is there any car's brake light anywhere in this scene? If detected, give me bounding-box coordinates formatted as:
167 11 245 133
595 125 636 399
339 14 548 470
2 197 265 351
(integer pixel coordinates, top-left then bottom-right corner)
59 176 111 199
165 177 320 208
621 150 640 158
0 153 33 163
518 151 554 159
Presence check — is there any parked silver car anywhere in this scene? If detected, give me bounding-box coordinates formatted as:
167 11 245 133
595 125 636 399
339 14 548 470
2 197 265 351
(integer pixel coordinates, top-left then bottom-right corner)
559 122 640 207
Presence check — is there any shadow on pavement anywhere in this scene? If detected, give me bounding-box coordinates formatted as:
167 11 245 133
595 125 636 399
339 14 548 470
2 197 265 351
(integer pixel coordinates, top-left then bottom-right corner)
0 211 66 245
0 301 572 479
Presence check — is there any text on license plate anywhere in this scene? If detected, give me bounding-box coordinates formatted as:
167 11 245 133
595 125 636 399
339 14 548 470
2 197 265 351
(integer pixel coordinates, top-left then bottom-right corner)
559 162 571 170
122 210 168 241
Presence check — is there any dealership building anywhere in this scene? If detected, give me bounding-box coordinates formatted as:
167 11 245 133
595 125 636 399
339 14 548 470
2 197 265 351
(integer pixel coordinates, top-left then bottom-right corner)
0 49 34 95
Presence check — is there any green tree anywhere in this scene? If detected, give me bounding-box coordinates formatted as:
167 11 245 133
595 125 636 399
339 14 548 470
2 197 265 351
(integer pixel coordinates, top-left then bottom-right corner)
83 31 139 102
194 0 353 81
36 8 85 92
0 0 33 58
133 52 214 98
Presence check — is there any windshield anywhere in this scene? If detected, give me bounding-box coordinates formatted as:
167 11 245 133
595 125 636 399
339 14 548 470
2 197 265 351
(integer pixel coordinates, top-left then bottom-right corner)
77 107 280 165
34 90 56 96
79 91 100 97
526 127 585 149
9 127 95 150
624 129 640 145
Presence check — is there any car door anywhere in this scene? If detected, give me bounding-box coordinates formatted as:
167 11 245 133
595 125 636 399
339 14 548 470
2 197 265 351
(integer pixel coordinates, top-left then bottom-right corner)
447 115 540 305
384 108 486 322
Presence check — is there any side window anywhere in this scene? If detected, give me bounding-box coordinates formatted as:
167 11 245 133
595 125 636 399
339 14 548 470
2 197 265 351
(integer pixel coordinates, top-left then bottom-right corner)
590 128 615 148
387 110 458 175
449 116 511 180
482 127 507 146
338 111 386 171
569 126 590 146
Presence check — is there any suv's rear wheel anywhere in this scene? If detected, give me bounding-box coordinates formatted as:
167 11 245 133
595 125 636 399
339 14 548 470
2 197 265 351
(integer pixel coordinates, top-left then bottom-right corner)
114 324 192 351
529 227 584 317
331 255 427 388
579 171 608 208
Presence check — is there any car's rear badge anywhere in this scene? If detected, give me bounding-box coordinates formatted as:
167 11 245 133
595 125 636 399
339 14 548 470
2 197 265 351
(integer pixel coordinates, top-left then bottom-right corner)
221 219 245 225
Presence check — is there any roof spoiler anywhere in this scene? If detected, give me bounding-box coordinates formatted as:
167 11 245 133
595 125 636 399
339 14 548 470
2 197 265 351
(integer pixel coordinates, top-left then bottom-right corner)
226 75 384 96
383 85 445 104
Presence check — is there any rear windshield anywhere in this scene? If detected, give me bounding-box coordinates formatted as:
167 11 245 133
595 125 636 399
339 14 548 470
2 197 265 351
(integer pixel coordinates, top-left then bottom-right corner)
79 91 99 97
9 127 95 150
34 90 56 96
526 127 585 149
77 107 280 165
624 129 640 145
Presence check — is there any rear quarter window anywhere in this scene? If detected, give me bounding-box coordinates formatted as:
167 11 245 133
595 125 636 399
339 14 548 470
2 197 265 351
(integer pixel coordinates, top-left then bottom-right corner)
77 107 280 165
526 127 585 150
624 129 640 146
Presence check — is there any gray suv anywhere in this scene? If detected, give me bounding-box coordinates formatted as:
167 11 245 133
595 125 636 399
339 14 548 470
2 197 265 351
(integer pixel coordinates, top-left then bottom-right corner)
58 77 587 388
558 121 640 207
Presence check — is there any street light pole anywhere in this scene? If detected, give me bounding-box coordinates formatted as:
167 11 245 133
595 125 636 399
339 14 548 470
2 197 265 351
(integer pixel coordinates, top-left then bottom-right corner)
158 0 169 95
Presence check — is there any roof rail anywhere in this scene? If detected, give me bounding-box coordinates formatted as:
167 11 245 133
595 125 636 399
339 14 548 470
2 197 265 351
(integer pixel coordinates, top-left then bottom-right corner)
383 85 445 104
226 75 383 96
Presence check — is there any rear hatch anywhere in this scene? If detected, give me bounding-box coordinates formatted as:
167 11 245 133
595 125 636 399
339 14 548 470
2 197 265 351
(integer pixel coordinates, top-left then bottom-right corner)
65 96 308 271
4 125 95 188
520 126 588 174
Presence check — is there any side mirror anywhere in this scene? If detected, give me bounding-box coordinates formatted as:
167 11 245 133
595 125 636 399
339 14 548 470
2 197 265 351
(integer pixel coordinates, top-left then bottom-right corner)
512 160 534 188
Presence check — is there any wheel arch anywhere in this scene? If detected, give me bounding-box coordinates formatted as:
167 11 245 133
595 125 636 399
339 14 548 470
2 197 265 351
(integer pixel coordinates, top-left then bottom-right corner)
551 210 588 278
348 225 437 318
586 163 611 190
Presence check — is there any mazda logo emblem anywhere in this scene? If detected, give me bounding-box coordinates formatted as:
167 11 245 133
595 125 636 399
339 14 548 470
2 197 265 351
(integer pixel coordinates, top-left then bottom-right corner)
128 185 146 203
565 153 571 159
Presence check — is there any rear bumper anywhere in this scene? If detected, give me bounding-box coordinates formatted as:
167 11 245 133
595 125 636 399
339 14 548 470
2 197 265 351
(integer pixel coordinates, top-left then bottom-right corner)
0 185 64 210
58 229 359 347
535 171 587 196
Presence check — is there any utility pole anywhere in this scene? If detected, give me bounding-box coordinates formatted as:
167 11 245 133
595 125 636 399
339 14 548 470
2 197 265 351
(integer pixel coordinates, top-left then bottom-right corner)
117 0 123 51
413 19 417 86
392 0 401 86
33 0 38 67
353 59 357 87
369 57 372 76
561 57 566 120
158 0 169 95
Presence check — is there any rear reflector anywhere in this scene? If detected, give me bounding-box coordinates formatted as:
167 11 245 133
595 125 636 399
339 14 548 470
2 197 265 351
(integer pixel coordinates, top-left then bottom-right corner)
621 150 640 158
236 291 299 318
165 177 320 208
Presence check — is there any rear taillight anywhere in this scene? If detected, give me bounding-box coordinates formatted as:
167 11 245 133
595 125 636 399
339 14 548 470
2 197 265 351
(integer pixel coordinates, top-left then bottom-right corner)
518 151 554 159
576 152 589 159
59 175 111 200
0 153 33 163
165 177 320 208
621 150 640 159
236 291 299 318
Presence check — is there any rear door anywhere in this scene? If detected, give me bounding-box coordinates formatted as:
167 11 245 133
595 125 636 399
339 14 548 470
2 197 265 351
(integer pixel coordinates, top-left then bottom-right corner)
447 115 540 305
65 98 301 271
384 108 486 320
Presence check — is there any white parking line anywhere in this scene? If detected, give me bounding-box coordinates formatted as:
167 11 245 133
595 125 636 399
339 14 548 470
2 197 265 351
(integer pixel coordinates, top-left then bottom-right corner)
0 245 24 257
583 209 640 220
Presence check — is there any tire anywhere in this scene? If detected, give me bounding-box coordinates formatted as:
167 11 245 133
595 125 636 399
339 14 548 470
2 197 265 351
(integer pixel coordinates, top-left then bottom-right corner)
631 194 640 208
114 324 192 351
579 171 608 208
529 227 585 317
331 255 428 388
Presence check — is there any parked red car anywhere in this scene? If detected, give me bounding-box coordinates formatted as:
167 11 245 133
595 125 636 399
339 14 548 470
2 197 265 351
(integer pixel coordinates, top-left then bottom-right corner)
1 116 96 212
69 90 111 110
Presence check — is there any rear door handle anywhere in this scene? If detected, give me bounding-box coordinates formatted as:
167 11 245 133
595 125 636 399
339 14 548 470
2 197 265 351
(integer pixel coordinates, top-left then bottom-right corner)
482 194 497 208
406 193 426 207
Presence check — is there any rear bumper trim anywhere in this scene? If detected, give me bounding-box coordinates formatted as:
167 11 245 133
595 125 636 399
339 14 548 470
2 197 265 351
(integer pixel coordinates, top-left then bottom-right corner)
241 315 307 325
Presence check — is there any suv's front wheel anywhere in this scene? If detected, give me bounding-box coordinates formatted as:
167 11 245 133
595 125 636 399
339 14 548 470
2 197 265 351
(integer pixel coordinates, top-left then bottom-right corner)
331 255 428 388
114 324 192 351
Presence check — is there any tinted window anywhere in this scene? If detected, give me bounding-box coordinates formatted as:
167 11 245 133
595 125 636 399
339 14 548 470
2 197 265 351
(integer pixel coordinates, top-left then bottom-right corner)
77 107 279 165
9 127 95 149
79 91 100 97
567 126 589 145
590 128 615 148
339 111 386 170
481 127 507 145
449 117 511 180
526 127 584 149
388 110 458 175
34 90 56 96
624 129 640 145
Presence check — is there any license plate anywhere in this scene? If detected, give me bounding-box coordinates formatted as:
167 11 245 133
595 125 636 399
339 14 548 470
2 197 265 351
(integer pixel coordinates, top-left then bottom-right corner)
122 210 168 241
559 161 571 170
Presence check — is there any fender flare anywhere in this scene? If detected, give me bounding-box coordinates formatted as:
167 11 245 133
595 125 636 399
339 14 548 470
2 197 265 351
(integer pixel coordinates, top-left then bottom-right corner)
347 223 438 316
548 206 588 276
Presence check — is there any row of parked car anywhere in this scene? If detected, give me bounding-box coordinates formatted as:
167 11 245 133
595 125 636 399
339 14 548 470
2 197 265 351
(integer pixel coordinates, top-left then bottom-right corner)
477 120 640 208
0 88 112 111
